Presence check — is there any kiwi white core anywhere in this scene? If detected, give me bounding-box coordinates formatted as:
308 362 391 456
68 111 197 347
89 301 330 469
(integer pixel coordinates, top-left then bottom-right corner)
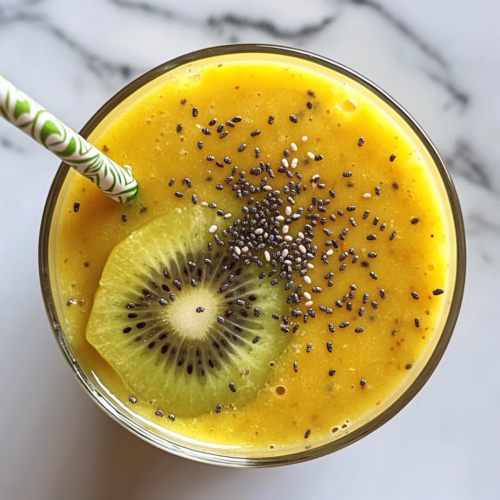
164 285 222 340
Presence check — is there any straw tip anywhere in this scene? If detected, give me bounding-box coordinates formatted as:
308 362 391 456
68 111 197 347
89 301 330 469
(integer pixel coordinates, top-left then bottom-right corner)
109 184 139 204
126 187 139 203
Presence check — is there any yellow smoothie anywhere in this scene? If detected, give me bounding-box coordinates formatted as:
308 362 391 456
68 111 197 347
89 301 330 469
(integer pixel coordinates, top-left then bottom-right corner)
50 52 455 455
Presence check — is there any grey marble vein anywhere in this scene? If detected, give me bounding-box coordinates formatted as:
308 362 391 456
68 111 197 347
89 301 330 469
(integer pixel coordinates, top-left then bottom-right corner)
445 140 494 193
108 0 177 20
467 213 500 237
425 70 469 111
0 7 143 87
206 14 335 39
0 136 26 153
109 0 336 39
348 0 469 112
349 0 449 69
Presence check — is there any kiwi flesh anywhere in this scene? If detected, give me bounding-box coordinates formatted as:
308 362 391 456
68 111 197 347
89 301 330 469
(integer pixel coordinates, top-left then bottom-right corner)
86 207 288 417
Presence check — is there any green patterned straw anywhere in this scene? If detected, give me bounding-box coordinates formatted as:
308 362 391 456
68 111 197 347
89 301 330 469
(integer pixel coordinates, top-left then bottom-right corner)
0 74 138 203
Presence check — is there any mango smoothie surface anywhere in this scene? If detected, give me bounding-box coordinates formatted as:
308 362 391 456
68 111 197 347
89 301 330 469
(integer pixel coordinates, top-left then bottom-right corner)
50 51 456 457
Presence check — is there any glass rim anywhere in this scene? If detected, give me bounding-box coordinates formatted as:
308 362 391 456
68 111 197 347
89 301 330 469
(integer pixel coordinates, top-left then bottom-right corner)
39 43 467 468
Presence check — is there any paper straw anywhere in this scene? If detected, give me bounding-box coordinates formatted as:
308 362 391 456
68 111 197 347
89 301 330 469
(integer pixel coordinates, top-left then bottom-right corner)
0 74 138 203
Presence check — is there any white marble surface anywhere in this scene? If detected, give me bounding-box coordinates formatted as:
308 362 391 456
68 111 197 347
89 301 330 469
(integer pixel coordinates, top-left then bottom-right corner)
0 0 499 498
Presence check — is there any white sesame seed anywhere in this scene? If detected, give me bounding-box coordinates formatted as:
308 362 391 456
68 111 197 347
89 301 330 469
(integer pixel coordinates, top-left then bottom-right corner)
284 260 292 265
299 244 307 254
363 193 372 198
234 246 241 255
307 152 315 160
264 250 271 262
285 206 292 216
326 249 334 256
208 225 218 234
303 275 312 284
282 225 289 234
282 249 289 258
223 213 232 219
255 228 264 235
298 231 305 239
305 300 313 307
307 263 314 269
282 159 289 168
263 232 269 238
195 124 201 128
304 292 312 300
276 215 285 221
263 185 272 191
291 158 298 168
242 246 249 253
302 136 308 142
201 201 209 207
291 142 298 152
284 235 293 242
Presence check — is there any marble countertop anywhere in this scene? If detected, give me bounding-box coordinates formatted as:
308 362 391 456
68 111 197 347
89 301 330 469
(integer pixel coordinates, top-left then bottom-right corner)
1 1 498 498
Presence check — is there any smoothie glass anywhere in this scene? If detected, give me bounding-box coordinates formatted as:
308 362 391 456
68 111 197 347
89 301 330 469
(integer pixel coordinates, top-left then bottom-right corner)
39 44 466 467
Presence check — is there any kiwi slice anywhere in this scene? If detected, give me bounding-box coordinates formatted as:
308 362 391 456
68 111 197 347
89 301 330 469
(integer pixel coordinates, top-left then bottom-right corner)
87 207 288 417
